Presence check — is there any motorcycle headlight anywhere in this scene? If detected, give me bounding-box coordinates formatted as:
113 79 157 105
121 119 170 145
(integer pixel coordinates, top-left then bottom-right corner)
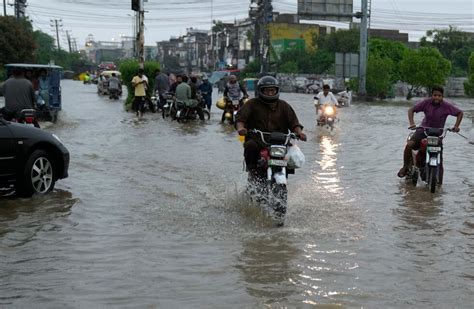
270 146 287 158
324 106 335 115
427 136 439 146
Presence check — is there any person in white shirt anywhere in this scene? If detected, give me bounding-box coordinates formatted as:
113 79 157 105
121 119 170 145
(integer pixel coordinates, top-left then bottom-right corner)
314 84 338 116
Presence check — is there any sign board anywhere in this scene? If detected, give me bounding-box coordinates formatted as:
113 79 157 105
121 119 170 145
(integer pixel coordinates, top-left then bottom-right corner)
335 52 358 78
298 0 354 22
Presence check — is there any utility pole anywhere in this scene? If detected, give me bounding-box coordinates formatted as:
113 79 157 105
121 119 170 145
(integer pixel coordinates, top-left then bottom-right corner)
14 0 26 20
138 0 145 68
3 0 7 16
358 0 368 97
66 30 72 53
261 0 272 73
50 18 62 52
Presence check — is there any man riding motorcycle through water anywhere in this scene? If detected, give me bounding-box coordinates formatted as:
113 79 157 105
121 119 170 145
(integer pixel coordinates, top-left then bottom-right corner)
222 74 249 123
397 85 463 181
236 76 307 176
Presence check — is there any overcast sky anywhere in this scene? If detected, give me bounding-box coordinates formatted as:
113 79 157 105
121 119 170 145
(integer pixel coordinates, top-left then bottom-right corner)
5 0 473 48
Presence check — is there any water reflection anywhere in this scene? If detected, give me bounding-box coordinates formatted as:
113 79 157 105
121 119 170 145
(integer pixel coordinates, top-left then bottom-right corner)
394 183 444 231
312 135 342 195
235 233 301 305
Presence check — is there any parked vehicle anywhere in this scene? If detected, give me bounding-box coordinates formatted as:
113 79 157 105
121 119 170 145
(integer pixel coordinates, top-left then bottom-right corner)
0 114 69 197
97 70 122 96
4 63 63 123
405 127 450 193
245 129 303 226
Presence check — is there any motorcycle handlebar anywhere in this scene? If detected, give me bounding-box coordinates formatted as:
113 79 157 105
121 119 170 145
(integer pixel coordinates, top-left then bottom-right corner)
248 129 300 145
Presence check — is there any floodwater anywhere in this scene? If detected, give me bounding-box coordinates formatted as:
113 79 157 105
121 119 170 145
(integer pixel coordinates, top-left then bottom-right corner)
1 80 473 307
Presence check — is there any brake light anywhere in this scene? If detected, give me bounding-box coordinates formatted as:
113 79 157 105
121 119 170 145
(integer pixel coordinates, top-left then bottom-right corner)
25 117 34 123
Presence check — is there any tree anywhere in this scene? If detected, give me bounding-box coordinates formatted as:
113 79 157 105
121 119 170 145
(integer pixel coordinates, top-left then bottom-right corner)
400 47 451 99
0 16 35 66
366 55 394 99
368 38 409 82
315 28 359 54
32 30 56 64
463 52 474 97
421 26 474 75
279 61 298 73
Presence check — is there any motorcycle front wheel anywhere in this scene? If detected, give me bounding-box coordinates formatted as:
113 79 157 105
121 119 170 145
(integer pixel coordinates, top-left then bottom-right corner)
270 183 288 226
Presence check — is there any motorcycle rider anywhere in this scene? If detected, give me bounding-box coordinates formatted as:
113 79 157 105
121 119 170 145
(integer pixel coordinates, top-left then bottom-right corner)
397 85 463 180
154 68 169 108
314 84 338 120
108 73 121 99
0 67 39 127
198 75 213 111
222 75 249 123
175 75 204 120
236 76 307 175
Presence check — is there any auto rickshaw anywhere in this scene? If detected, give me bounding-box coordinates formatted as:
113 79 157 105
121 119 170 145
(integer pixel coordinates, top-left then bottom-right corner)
97 70 122 96
4 63 63 122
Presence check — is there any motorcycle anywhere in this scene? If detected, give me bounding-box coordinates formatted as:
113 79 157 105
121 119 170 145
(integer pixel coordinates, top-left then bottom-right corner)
315 99 338 130
223 96 243 125
175 95 210 122
142 96 157 113
109 88 120 100
336 90 352 107
1 108 40 128
161 92 177 119
406 127 450 193
245 129 303 226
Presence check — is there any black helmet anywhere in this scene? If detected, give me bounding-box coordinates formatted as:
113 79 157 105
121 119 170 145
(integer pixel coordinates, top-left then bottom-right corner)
257 76 280 103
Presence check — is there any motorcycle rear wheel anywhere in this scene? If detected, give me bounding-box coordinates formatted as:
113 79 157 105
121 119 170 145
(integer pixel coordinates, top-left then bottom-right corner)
429 166 437 193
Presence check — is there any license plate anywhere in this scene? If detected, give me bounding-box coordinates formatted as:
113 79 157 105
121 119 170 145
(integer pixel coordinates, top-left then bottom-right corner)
268 159 287 167
428 147 441 152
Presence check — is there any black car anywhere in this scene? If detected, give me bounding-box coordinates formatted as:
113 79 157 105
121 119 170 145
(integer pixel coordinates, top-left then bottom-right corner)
0 117 69 197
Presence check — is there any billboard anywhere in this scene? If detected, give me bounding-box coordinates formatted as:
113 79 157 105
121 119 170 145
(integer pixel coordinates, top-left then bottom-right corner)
298 0 354 22
335 53 358 78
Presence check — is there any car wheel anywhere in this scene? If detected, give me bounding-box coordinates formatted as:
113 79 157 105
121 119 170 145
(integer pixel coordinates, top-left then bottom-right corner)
15 150 56 197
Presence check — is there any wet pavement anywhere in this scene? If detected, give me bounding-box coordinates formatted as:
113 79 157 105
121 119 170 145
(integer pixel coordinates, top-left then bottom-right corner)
1 80 473 307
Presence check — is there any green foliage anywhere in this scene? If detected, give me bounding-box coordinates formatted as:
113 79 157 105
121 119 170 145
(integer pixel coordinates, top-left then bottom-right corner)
368 38 409 82
276 48 333 74
463 52 474 97
119 60 161 108
400 47 451 97
32 30 55 64
0 16 35 66
366 55 394 98
241 59 261 79
212 20 226 33
315 28 359 53
279 61 298 73
421 26 474 75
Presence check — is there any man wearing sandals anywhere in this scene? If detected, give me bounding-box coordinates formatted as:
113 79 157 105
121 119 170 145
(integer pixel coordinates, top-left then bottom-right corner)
397 85 463 178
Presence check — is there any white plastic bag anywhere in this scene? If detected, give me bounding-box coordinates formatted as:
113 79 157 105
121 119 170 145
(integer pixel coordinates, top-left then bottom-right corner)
286 144 305 169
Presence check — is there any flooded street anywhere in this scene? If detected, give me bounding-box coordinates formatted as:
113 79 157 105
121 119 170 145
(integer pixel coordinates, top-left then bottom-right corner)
1 80 473 307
